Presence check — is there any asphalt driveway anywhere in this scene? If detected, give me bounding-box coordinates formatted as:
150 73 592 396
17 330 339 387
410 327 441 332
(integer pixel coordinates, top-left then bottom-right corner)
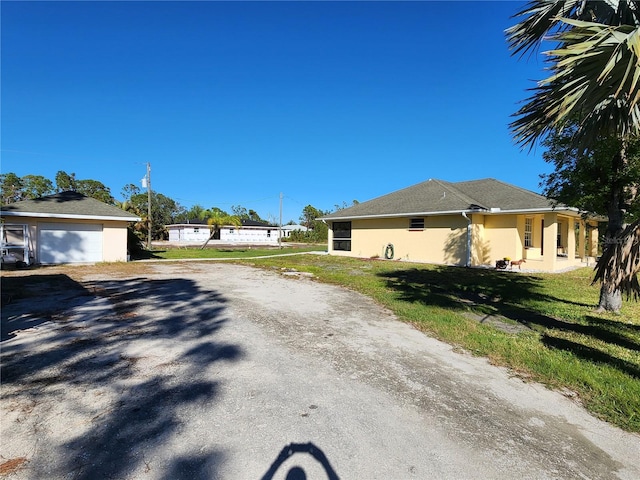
1 262 639 479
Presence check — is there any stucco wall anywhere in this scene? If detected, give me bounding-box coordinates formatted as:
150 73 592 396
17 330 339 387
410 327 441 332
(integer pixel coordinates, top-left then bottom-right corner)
470 214 488 265
328 212 596 272
482 214 520 263
102 221 130 261
329 215 468 265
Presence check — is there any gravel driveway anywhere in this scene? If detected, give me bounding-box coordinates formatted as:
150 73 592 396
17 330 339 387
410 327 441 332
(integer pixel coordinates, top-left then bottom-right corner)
1 262 639 479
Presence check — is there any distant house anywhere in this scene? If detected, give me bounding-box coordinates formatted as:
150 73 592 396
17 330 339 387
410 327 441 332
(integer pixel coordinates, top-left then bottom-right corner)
320 178 600 272
1 191 140 265
281 224 308 238
167 219 281 245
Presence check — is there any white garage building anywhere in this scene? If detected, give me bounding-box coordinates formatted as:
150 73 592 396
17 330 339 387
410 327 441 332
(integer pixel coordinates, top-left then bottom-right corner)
1 191 140 265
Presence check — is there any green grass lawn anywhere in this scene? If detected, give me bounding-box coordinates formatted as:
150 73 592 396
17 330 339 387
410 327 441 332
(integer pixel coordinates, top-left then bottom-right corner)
137 244 326 260
241 254 640 433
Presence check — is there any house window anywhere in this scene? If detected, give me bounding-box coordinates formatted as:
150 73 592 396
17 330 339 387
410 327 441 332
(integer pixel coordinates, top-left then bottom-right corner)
524 218 533 247
267 229 271 237
333 221 351 251
410 218 425 230
229 228 235 234
194 227 199 233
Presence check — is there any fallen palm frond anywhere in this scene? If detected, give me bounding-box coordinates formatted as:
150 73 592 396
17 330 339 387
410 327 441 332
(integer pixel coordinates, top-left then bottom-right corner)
593 218 640 299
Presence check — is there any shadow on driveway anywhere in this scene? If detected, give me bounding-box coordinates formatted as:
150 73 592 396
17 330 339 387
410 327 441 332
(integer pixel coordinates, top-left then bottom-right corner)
1 274 243 479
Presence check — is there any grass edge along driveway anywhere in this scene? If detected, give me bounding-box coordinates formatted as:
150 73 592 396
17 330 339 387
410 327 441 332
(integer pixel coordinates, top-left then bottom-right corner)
242 254 640 434
3 250 638 433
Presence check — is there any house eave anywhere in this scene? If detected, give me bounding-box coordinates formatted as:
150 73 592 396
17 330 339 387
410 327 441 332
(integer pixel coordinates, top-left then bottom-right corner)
321 209 482 221
485 207 580 215
321 206 587 222
1 211 141 222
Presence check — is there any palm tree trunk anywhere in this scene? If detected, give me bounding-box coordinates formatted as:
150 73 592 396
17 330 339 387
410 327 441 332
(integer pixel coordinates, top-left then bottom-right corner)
596 287 622 312
200 227 218 250
596 148 626 312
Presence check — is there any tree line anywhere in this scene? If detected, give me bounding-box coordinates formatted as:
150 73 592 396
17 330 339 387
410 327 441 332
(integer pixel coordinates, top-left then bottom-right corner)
0 171 115 205
0 171 343 245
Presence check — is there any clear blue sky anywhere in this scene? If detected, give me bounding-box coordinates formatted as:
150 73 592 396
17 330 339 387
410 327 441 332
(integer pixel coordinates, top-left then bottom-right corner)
2 1 550 224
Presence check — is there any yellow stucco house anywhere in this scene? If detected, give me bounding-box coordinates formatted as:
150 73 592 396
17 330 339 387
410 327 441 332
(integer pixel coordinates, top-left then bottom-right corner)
321 178 600 272
1 191 140 265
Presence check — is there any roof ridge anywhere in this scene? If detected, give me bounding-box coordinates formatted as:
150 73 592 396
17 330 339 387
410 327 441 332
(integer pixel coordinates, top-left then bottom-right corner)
457 177 545 198
486 178 542 196
433 179 487 209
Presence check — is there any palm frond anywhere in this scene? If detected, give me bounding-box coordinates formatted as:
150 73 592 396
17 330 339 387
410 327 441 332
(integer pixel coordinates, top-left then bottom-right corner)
593 218 640 299
511 19 640 149
506 1 584 57
507 1 640 57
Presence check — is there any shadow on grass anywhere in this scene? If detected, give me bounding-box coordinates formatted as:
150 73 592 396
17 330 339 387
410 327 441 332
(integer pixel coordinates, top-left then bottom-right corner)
1 274 242 479
376 266 548 313
542 335 640 379
130 249 165 260
377 266 639 376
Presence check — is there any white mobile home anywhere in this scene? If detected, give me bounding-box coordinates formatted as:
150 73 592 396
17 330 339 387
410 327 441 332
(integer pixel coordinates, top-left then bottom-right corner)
167 219 280 245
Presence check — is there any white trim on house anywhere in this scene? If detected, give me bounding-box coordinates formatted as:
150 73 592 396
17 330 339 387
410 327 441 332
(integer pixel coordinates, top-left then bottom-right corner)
486 207 580 215
1 211 140 222
323 206 584 222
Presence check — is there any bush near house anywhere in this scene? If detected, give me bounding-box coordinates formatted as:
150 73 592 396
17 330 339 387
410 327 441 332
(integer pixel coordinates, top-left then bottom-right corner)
287 226 327 243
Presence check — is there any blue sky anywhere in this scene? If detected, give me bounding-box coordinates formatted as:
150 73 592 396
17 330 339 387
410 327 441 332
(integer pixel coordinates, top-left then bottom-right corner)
2 1 550 224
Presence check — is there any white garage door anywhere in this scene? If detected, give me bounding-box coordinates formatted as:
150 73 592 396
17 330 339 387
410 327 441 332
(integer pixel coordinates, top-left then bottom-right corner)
38 223 103 264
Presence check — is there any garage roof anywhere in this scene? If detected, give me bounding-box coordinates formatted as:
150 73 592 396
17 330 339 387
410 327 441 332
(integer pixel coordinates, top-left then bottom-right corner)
1 191 141 221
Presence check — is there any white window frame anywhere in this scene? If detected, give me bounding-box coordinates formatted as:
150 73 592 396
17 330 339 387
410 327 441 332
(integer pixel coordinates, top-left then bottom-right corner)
524 217 533 248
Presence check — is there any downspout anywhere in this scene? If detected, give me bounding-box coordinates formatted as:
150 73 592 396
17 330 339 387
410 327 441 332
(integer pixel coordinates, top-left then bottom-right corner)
461 212 471 267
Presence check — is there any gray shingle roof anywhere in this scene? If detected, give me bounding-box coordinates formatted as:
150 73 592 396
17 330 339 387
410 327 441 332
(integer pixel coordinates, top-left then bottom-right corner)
321 178 577 220
1 191 141 221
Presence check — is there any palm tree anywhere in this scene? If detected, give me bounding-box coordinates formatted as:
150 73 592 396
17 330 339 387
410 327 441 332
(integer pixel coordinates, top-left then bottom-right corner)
200 209 242 250
187 204 207 222
593 218 640 304
507 0 640 311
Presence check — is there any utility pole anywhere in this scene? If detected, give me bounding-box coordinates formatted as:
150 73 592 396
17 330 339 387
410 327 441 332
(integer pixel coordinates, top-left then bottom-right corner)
142 163 152 250
278 192 283 249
